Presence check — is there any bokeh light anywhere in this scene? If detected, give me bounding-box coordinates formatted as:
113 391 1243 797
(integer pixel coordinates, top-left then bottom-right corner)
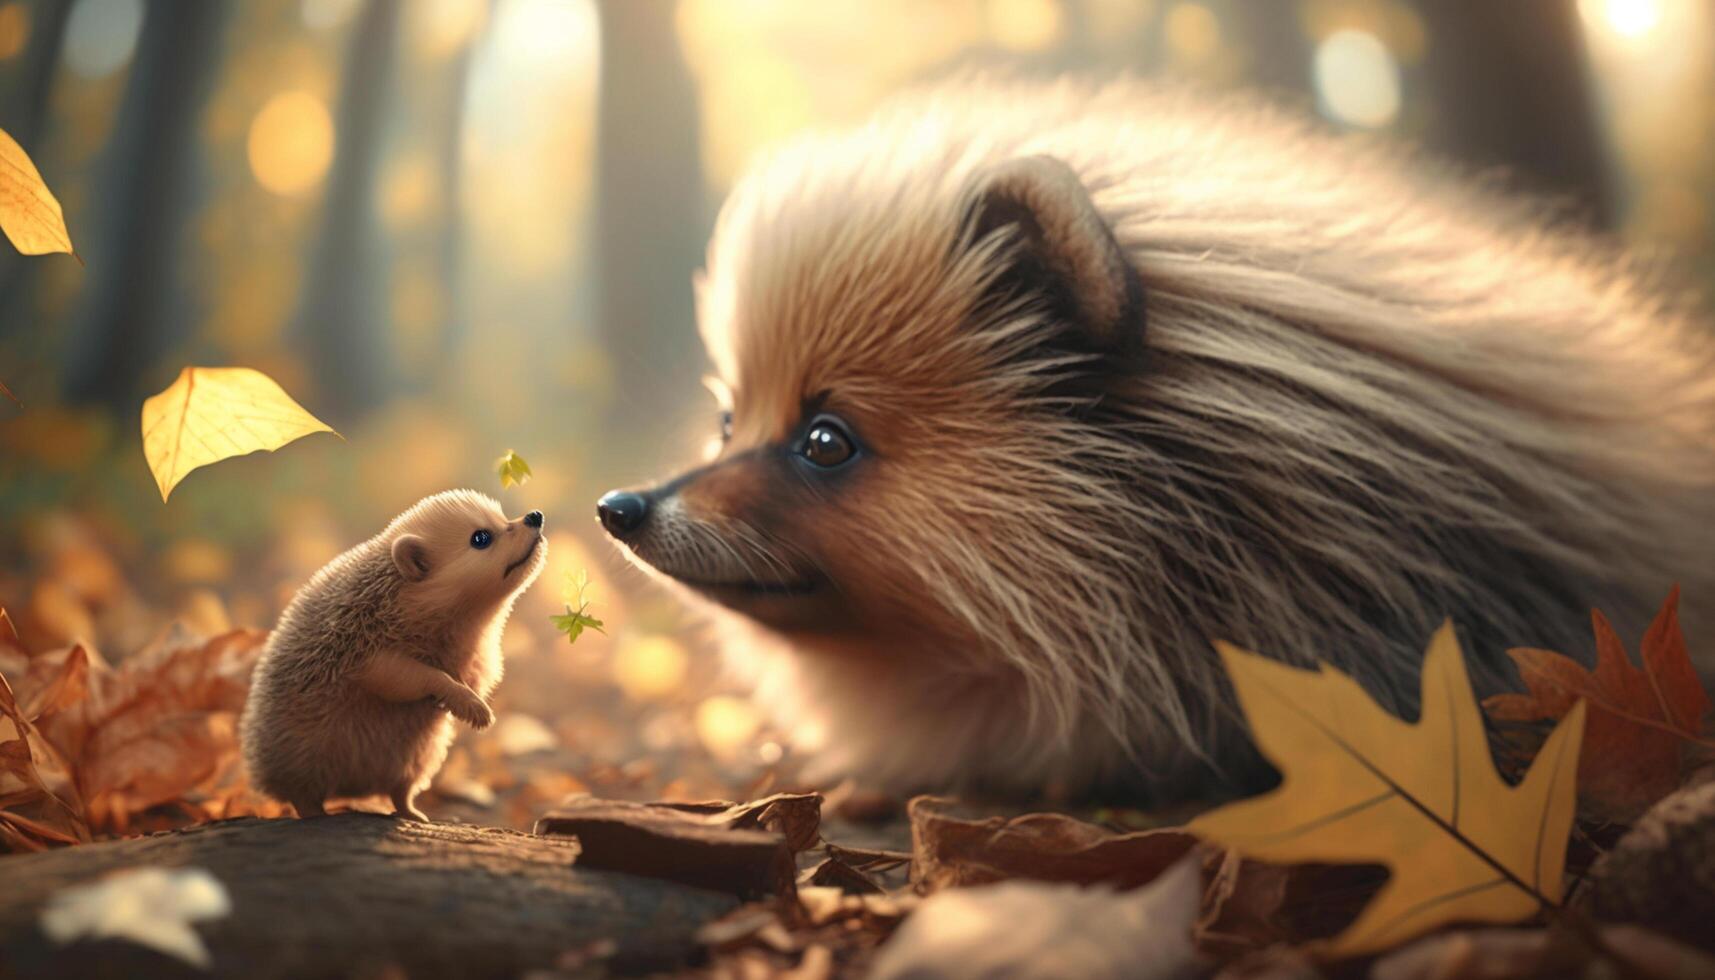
410 0 487 59
1313 28 1401 129
247 90 335 196
0 3 29 61
612 634 689 702
694 694 763 763
1164 2 1221 65
987 0 1064 53
63 0 144 80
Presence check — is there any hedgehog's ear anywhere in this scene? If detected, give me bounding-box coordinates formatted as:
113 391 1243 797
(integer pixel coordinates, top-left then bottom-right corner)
391 535 432 582
962 155 1144 353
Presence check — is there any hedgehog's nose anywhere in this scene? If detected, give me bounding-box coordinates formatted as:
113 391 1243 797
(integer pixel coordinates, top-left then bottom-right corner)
596 491 648 538
523 510 543 529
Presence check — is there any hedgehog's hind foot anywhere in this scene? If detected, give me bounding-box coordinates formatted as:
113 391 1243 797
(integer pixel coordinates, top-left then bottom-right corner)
390 786 429 822
291 797 326 819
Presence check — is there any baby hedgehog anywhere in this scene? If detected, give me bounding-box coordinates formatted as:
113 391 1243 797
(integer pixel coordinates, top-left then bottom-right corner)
241 490 547 820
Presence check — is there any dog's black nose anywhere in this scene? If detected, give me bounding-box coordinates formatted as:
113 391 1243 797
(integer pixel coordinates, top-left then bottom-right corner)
523 510 543 529
596 491 648 538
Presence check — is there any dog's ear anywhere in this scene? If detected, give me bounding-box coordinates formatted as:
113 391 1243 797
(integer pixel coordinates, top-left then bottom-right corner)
962 155 1144 353
391 534 432 582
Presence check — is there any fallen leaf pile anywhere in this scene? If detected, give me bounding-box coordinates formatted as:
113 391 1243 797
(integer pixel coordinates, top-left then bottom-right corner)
1484 588 1712 822
0 611 284 849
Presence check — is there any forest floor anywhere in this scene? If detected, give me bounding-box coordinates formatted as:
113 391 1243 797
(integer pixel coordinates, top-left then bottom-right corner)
4 507 1715 979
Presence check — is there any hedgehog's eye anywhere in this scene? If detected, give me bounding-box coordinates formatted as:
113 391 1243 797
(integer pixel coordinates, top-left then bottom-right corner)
799 416 857 468
719 410 734 443
470 529 493 550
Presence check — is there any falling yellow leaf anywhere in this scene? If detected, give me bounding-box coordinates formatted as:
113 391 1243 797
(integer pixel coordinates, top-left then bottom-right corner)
1188 623 1585 957
140 367 337 501
0 126 76 259
495 449 532 489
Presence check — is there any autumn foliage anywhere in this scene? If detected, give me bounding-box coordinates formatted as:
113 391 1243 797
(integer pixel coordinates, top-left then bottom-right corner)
0 612 284 851
1485 588 1713 822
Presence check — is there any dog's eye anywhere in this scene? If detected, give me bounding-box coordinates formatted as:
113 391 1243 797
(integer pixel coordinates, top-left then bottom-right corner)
719 410 733 443
800 417 856 468
470 529 493 550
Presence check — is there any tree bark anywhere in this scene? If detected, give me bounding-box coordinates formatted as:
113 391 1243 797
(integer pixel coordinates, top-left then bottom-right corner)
592 0 706 453
0 813 737 979
0 0 73 354
59 0 227 408
293 0 403 420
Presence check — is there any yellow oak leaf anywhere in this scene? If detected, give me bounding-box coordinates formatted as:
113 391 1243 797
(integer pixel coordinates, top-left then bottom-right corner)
1189 623 1585 957
140 367 337 501
0 126 76 259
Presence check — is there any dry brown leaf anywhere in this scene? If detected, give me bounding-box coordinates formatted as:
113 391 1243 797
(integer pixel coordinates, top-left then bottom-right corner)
907 795 1199 893
0 619 268 840
0 125 76 258
1371 923 1715 980
1484 588 1711 821
1195 849 1386 959
0 669 89 851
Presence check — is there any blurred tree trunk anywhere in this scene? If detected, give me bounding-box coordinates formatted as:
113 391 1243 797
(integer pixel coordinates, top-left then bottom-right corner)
1412 0 1614 227
1233 2 1311 106
293 0 402 420
592 0 706 451
1 0 70 150
0 0 72 349
60 0 227 408
430 42 474 375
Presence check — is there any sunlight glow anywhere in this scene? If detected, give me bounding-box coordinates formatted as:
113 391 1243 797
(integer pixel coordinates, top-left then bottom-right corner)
1314 29 1401 129
247 91 335 197
1586 0 1663 38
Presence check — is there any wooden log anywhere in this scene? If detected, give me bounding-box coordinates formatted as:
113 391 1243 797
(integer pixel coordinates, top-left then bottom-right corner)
536 799 799 900
0 813 737 978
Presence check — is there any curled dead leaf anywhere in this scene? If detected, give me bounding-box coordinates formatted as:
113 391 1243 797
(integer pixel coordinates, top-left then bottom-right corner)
907 795 1199 893
1484 588 1712 822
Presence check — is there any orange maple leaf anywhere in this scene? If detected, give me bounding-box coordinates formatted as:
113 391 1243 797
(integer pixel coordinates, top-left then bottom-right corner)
1484 587 1711 822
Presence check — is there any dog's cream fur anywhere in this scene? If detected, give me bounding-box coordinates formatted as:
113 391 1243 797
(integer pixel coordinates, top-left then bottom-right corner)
241 490 545 818
621 79 1715 798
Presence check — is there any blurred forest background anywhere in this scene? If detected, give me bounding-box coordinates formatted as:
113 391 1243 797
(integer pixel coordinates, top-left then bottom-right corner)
0 0 1710 816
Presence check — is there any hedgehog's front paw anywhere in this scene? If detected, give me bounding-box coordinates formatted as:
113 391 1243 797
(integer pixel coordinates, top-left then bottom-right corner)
443 688 494 729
